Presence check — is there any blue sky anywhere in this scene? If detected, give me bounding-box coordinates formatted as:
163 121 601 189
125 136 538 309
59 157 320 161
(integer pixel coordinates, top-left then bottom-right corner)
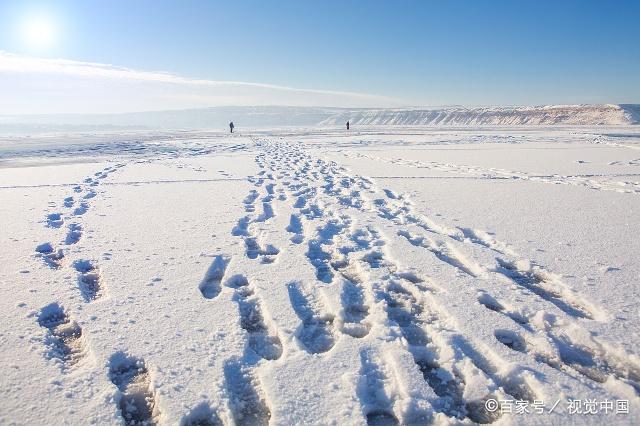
0 0 638 112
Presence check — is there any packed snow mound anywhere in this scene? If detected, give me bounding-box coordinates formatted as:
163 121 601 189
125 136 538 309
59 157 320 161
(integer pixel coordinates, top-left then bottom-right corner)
320 104 640 126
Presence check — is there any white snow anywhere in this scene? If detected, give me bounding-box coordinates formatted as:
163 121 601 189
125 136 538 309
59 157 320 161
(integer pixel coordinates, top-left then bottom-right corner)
1 125 639 425
319 104 640 126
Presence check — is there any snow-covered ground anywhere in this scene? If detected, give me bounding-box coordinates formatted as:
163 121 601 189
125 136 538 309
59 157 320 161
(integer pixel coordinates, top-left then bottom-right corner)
1 126 639 425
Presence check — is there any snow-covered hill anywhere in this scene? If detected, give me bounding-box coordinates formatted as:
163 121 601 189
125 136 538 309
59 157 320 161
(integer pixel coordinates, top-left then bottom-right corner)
320 104 640 126
0 104 638 133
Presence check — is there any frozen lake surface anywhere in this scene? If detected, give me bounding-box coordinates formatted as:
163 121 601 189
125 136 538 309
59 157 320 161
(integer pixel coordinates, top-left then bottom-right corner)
1 126 639 425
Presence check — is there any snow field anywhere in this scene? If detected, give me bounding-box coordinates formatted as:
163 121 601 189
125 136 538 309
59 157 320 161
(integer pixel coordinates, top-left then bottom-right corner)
1 128 639 425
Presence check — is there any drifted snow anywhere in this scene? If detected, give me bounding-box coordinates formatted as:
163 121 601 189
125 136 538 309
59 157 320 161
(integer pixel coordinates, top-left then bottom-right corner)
0 126 639 425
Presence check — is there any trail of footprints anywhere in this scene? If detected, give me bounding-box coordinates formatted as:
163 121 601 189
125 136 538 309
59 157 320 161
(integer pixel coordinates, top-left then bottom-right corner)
35 166 120 332
199 169 288 424
397 227 596 320
246 140 640 422
232 179 280 264
34 165 160 425
348 151 640 195
35 165 120 300
30 141 640 424
477 290 640 393
379 275 506 423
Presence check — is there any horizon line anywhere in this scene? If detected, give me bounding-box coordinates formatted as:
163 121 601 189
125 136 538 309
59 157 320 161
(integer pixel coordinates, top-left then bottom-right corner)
1 103 638 118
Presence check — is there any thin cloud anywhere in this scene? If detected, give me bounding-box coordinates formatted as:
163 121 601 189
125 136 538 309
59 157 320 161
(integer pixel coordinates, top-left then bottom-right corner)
0 51 401 114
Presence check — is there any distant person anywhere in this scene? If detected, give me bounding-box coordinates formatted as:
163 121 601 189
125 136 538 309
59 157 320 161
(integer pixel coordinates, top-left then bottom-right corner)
346 121 350 130
229 121 235 133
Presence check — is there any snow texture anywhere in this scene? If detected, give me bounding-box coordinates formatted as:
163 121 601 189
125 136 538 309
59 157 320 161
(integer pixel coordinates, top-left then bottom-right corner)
1 125 640 425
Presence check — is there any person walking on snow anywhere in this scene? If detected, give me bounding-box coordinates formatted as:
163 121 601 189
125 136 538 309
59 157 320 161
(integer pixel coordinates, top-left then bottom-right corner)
346 121 350 130
229 121 235 133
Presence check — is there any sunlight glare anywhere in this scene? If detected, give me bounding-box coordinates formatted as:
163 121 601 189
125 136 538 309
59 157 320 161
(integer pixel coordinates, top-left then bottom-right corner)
22 16 55 49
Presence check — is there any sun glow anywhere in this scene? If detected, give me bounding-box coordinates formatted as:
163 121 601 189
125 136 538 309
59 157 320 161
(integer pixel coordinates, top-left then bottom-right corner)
22 16 56 50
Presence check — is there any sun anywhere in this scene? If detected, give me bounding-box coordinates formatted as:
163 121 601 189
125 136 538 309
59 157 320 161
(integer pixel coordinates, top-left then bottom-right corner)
22 16 56 49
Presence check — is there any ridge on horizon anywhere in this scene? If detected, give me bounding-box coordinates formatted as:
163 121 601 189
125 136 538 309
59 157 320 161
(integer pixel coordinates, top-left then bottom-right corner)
2 103 638 118
0 104 638 134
